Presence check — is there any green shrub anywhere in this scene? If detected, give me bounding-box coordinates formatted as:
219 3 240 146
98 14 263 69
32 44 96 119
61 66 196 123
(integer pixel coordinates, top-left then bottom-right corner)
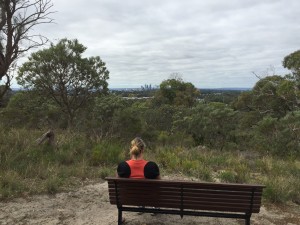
99 167 114 179
218 170 237 183
157 132 194 147
156 148 181 172
181 159 199 175
255 157 273 174
263 176 296 203
196 166 213 181
90 141 124 166
0 171 26 199
45 176 62 194
233 163 250 183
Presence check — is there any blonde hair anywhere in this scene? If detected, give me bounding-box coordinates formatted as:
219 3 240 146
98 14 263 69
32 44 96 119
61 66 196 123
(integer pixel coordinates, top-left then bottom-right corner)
130 137 146 157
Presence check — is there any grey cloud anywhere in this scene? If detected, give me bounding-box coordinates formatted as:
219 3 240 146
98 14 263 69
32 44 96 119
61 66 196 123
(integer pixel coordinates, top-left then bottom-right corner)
14 0 300 88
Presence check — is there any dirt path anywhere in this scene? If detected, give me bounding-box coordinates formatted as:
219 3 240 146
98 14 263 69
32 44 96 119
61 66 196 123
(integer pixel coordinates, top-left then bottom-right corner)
0 179 299 225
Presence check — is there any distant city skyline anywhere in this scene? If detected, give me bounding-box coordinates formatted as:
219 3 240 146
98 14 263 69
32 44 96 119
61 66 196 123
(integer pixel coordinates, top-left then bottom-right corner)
9 0 300 89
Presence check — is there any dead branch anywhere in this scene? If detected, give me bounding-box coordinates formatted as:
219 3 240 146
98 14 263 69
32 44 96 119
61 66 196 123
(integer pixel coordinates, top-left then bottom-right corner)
36 129 55 146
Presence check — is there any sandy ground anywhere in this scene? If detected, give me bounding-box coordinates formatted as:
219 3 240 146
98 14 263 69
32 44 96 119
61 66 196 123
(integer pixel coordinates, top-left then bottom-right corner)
0 179 299 225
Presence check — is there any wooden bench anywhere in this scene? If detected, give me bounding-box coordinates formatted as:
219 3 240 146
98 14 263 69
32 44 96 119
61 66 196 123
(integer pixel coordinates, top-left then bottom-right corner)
106 177 265 225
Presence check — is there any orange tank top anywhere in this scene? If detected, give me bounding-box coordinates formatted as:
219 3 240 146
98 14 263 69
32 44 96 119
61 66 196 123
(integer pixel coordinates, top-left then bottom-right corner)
126 159 148 179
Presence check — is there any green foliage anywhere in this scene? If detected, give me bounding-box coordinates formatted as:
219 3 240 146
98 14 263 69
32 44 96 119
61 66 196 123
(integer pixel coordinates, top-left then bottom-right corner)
252 76 291 117
153 78 200 107
45 177 62 194
155 147 214 181
218 171 237 183
233 91 254 111
17 38 109 127
253 112 300 157
91 141 124 166
157 131 194 147
234 75 299 117
111 107 143 139
283 49 300 82
0 171 25 199
202 90 241 104
1 91 61 128
83 96 146 140
99 167 114 179
94 94 127 121
157 147 182 172
143 104 176 132
262 176 298 203
185 102 237 150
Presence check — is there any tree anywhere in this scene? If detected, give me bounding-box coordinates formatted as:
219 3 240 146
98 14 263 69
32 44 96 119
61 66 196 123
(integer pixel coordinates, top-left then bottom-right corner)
153 77 200 107
282 50 300 108
283 50 300 82
1 90 60 128
251 75 291 117
234 75 295 118
253 112 300 157
0 0 54 103
89 94 127 137
17 38 109 127
173 102 237 150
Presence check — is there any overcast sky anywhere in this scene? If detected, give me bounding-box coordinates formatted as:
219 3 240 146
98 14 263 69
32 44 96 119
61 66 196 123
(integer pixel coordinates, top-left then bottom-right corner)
22 0 300 88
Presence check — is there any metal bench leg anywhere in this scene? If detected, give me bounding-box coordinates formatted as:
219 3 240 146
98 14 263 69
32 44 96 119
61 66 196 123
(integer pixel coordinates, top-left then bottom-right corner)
245 216 250 225
118 209 123 225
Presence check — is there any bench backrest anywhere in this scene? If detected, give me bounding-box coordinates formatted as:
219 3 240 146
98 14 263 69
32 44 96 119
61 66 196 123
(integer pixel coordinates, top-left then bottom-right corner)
106 177 265 214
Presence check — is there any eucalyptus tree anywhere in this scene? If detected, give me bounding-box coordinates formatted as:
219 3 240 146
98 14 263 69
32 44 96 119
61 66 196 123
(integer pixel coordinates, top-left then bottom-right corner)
153 77 200 107
283 50 300 82
17 38 109 128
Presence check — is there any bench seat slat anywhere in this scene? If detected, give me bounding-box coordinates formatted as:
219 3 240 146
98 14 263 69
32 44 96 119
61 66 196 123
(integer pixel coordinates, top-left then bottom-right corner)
109 188 262 200
108 193 262 205
109 188 262 197
113 196 263 209
109 199 262 213
109 191 262 203
112 196 262 208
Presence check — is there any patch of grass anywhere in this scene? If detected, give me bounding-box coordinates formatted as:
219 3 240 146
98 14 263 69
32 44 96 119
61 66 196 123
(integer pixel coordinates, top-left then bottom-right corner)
0 125 299 205
233 163 250 183
0 171 26 199
156 147 181 172
218 170 237 183
45 176 63 194
90 141 124 166
263 176 294 203
181 159 199 175
255 157 273 174
196 166 213 181
99 167 114 179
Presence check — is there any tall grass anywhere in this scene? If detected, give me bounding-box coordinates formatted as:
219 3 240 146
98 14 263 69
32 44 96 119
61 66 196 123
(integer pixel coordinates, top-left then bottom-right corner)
152 145 300 203
0 126 299 204
0 127 119 199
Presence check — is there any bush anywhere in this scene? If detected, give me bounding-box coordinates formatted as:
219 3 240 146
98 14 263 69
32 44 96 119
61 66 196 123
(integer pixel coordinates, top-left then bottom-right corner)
218 170 237 183
45 176 62 194
157 132 195 147
90 141 124 166
0 171 26 199
99 167 114 179
263 176 294 203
